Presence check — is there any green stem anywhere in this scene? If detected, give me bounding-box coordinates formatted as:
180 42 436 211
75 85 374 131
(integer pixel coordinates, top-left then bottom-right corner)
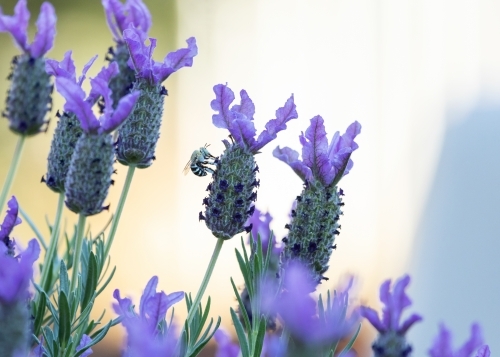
0 135 26 209
70 214 87 292
40 192 65 292
186 238 224 324
103 165 135 259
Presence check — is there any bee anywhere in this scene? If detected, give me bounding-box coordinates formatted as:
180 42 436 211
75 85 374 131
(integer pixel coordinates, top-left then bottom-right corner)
183 144 217 177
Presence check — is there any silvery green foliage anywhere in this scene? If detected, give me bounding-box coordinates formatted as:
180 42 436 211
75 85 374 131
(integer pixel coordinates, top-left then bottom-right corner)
65 133 115 216
116 81 165 168
281 181 343 286
44 112 83 193
107 43 136 108
202 142 257 240
4 54 52 136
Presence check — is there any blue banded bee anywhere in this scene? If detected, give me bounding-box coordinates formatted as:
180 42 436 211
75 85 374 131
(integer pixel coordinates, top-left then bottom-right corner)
183 144 217 177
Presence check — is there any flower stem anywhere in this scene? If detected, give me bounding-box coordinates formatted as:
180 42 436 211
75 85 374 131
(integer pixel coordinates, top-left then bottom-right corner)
40 192 65 291
70 214 87 292
186 238 224 324
0 135 26 209
103 165 135 260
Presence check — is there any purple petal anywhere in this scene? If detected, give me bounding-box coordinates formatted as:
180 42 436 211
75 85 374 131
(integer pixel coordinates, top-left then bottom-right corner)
55 77 100 133
0 0 30 52
99 90 139 134
112 289 135 319
457 324 484 357
139 276 159 318
87 62 118 105
102 0 125 40
214 328 240 357
76 334 93 357
230 118 257 149
123 26 154 80
78 55 98 87
328 121 361 178
252 94 298 152
389 275 411 330
30 2 56 58
299 116 330 184
360 306 386 333
247 208 273 253
0 196 22 241
211 84 236 130
272 146 312 182
155 37 198 83
231 90 255 121
429 324 453 357
126 0 152 36
475 346 491 357
398 313 423 335
45 51 76 80
143 291 170 333
165 291 184 309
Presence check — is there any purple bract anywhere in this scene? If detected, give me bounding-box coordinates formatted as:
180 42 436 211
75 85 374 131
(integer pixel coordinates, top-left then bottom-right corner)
247 208 282 257
428 324 489 357
211 84 298 154
123 26 197 85
45 51 97 87
102 0 151 41
274 117 361 187
0 0 56 58
360 274 422 335
214 328 240 357
0 196 22 242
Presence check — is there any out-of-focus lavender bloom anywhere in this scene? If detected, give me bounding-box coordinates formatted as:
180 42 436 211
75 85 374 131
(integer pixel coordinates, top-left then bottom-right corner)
274 117 361 187
214 328 240 357
123 26 197 85
76 334 93 357
211 84 297 155
102 0 151 42
0 0 56 58
361 275 422 357
247 208 283 258
428 324 489 357
113 276 183 357
0 196 22 255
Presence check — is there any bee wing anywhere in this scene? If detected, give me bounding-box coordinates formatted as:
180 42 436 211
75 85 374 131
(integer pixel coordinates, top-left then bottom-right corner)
182 158 193 175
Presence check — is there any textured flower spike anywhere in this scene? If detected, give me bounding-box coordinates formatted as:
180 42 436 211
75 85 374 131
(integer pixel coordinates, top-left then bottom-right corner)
55 72 139 215
360 275 422 357
115 26 197 168
200 84 297 240
102 0 152 106
428 324 489 357
113 276 183 357
0 239 40 357
0 196 22 256
43 52 97 193
273 117 361 286
0 0 56 135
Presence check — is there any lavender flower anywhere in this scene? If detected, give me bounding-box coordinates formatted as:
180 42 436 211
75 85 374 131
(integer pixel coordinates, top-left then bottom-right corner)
113 276 183 357
214 328 240 357
102 0 152 106
0 239 41 356
274 117 361 286
0 0 56 135
360 275 422 357
200 84 297 240
0 196 22 256
76 334 94 357
43 51 97 193
428 324 489 357
55 66 139 215
116 26 198 168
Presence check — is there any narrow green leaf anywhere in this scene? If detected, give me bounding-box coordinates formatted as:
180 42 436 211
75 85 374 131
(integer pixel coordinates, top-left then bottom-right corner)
230 277 251 332
85 320 112 348
19 206 47 250
58 291 71 346
81 252 98 311
318 293 326 322
327 349 334 357
59 261 70 296
95 266 116 296
230 308 250 357
34 293 47 337
338 324 361 356
189 317 221 357
252 318 266 357
236 250 252 296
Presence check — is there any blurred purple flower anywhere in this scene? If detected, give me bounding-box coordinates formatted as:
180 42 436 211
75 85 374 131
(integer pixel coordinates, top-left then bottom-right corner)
55 65 139 134
45 51 97 87
360 274 422 335
247 208 282 257
102 0 151 41
211 84 297 154
0 238 40 304
274 117 361 186
0 0 56 58
76 334 93 357
0 196 22 243
214 328 240 357
113 276 183 339
123 26 197 85
428 324 489 357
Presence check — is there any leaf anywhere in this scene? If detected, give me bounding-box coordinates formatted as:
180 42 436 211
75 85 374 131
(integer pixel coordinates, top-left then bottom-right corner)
34 293 47 337
338 323 361 356
19 206 47 250
236 249 252 297
59 260 70 296
81 252 98 311
231 277 251 332
189 317 221 357
58 291 71 347
252 318 266 357
231 308 250 357
95 266 116 296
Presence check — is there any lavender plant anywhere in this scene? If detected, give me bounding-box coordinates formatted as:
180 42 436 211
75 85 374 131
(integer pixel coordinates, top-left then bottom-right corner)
0 0 492 356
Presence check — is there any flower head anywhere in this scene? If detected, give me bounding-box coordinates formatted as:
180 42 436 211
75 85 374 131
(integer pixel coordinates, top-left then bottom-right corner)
0 0 56 58
102 0 151 42
428 324 489 357
113 276 183 357
0 196 22 254
123 26 197 85
274 117 361 187
211 84 298 154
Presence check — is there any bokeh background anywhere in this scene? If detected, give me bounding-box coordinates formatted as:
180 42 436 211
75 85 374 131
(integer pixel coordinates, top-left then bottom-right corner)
0 0 499 355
